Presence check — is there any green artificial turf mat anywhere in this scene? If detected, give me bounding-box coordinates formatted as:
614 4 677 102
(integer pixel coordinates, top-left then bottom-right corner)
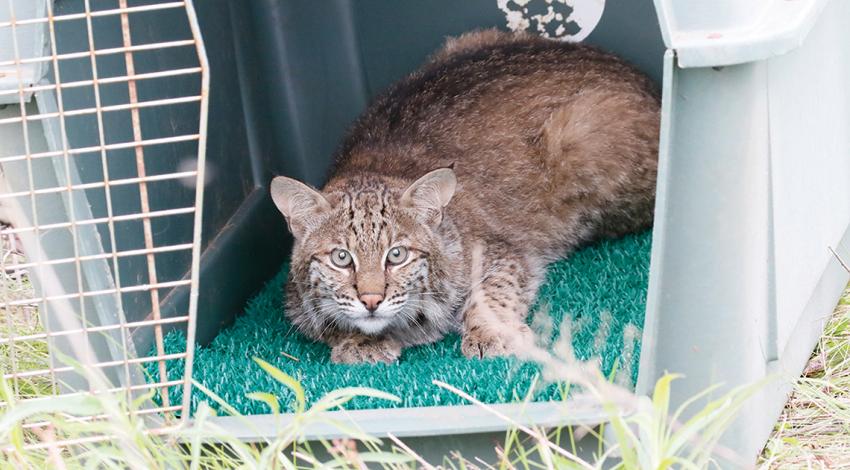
147 231 651 415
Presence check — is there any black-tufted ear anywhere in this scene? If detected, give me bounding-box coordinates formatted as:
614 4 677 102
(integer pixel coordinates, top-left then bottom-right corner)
400 168 457 227
270 176 331 239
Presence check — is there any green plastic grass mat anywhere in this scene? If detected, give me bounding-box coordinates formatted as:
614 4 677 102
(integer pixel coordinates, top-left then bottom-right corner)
148 231 651 415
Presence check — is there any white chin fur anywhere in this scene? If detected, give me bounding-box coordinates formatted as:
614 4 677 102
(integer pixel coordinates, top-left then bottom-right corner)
354 317 390 335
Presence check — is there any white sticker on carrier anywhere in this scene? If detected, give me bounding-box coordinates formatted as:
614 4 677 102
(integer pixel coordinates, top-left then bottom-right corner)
496 0 605 42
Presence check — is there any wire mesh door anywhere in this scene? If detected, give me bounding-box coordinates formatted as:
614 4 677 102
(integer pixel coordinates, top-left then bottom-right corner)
0 0 208 434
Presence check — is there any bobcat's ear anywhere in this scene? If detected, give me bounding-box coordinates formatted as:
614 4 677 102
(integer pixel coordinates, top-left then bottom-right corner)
400 168 457 227
270 176 331 239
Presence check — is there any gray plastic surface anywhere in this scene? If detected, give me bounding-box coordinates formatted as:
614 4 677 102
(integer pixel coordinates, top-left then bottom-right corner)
639 0 850 462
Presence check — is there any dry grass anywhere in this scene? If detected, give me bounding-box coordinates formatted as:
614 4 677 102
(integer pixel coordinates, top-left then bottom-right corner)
760 287 850 469
0 238 52 401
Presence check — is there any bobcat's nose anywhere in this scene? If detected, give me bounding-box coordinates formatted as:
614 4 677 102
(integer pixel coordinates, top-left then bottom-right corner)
359 293 384 313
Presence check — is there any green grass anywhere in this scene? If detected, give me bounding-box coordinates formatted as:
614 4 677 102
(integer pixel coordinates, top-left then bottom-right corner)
0 353 762 469
146 231 652 416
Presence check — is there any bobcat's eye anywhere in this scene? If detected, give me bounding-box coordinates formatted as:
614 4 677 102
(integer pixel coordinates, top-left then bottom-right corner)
330 248 353 268
386 246 409 265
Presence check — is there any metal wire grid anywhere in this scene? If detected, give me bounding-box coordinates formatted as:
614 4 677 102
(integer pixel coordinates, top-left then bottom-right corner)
0 0 208 439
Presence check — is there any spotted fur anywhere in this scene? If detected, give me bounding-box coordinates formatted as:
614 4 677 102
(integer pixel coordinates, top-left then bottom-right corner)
271 30 660 363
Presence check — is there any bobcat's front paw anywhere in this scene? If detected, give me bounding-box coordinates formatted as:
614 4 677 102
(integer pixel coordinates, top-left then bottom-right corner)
461 323 534 359
330 336 402 364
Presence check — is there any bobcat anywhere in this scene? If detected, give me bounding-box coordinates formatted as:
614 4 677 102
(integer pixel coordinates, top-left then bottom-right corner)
271 30 660 364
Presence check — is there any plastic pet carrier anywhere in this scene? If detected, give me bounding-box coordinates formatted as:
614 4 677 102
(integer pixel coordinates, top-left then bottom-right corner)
2 0 849 464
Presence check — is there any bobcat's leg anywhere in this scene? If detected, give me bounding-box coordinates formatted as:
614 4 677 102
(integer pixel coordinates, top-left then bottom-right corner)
327 332 402 364
461 244 540 358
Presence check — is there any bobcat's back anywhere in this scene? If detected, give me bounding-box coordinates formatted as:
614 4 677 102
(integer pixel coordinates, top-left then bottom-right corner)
332 29 660 259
